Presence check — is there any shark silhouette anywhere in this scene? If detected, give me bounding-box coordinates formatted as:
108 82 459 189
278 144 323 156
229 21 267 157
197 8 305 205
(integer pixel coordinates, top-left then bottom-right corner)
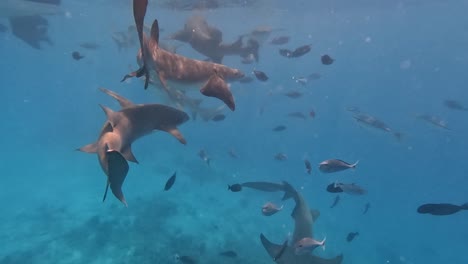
1 0 62 49
123 0 244 111
170 15 259 63
78 88 189 205
260 182 344 264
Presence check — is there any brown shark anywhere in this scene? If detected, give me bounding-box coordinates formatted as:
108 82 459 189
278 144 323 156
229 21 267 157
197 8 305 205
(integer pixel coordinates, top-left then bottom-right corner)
123 0 244 111
170 15 259 63
260 182 343 264
78 88 189 205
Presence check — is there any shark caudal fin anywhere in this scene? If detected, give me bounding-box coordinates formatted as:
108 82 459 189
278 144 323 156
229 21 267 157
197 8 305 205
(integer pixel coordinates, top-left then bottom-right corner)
106 150 129 207
121 0 149 89
281 181 297 201
260 233 287 260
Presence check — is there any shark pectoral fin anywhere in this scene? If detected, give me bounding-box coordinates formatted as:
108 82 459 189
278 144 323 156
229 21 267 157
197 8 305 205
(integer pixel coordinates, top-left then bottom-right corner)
99 88 134 108
309 254 344 264
200 73 235 111
106 150 129 207
310 209 320 222
260 233 285 260
77 142 98 153
162 127 187 145
121 145 139 164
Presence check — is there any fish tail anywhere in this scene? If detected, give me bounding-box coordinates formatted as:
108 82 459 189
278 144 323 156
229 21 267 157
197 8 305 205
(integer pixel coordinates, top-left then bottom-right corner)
351 160 359 168
227 185 231 191
322 236 327 251
102 182 110 202
461 203 468 210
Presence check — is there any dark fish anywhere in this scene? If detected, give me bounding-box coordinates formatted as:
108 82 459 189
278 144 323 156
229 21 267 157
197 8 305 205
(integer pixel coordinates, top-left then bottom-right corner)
416 114 450 130
444 99 468 111
79 42 100 50
198 149 210 166
288 112 306 119
363 202 370 214
273 125 286 132
353 112 402 139
240 181 295 201
304 159 311 174
309 110 316 118
0 24 7 33
253 70 269 81
270 36 290 45
330 195 340 208
308 73 321 80
274 153 288 161
291 45 312 57
319 159 359 173
212 114 226 122
175 255 197 264
346 106 361 114
220 250 238 258
321 54 334 65
228 184 242 192
417 203 468 216
164 171 176 191
346 232 359 242
326 183 343 193
72 51 85 61
284 91 303 99
239 76 254 83
335 183 367 195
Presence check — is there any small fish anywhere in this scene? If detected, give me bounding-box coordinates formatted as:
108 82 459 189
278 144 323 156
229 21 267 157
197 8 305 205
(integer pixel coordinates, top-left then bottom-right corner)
164 172 176 191
288 112 306 119
326 183 343 193
262 202 283 216
175 254 197 264
330 195 340 208
304 159 312 174
293 76 308 85
321 54 334 65
241 53 256 64
274 153 288 161
198 149 210 166
270 36 290 45
319 159 359 173
417 203 468 216
294 237 326 255
72 51 84 61
416 114 450 130
363 203 370 214
346 106 361 114
219 250 238 258
79 42 100 50
228 184 242 192
253 70 269 81
309 110 316 118
212 114 226 122
284 91 303 99
273 125 287 132
291 45 312 57
334 183 367 195
346 232 359 242
444 99 468 111
308 73 322 80
228 149 238 159
239 76 254 83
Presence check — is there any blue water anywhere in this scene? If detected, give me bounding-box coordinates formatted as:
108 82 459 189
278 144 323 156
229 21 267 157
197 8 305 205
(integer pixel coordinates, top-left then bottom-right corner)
1 0 468 263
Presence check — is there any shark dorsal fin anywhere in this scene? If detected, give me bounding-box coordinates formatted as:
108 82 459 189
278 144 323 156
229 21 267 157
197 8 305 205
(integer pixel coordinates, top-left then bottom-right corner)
150 19 160 45
100 88 134 108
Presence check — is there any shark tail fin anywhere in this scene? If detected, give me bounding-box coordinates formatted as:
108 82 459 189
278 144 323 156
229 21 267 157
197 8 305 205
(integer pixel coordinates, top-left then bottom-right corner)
106 150 129 207
281 181 297 201
351 160 359 169
321 236 327 251
102 181 110 202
